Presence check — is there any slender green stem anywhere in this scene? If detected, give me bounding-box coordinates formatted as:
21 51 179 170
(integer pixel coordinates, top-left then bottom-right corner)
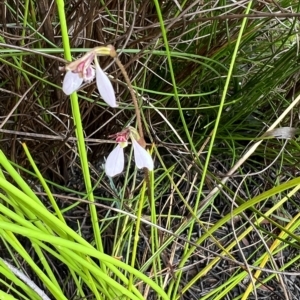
55 0 104 258
152 0 201 162
171 2 254 298
128 181 146 292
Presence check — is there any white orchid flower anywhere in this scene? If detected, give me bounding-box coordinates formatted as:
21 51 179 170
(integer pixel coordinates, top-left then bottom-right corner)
61 46 117 107
105 127 154 177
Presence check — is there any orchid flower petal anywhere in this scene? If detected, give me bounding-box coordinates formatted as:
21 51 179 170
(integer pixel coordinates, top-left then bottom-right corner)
132 139 154 171
95 60 117 107
62 71 83 95
105 144 124 177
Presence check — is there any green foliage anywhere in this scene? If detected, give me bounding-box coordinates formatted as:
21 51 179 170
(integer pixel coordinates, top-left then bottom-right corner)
0 0 300 299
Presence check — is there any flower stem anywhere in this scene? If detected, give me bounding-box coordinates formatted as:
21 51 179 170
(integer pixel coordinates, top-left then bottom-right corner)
109 46 152 200
109 47 144 144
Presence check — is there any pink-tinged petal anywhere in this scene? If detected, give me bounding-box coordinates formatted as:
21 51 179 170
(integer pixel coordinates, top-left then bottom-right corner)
132 139 154 171
95 61 117 107
105 144 124 177
62 71 83 95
